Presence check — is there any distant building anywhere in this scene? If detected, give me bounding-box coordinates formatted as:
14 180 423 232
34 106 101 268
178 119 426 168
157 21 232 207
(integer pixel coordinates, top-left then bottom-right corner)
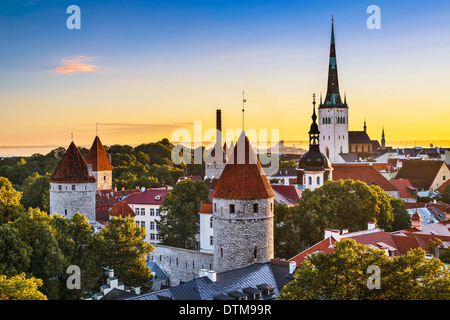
395 159 450 192
123 187 172 244
331 163 399 197
204 109 229 179
49 141 96 221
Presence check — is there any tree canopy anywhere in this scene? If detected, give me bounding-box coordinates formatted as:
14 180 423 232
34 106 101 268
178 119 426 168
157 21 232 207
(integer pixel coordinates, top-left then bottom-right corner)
157 179 210 250
278 238 450 300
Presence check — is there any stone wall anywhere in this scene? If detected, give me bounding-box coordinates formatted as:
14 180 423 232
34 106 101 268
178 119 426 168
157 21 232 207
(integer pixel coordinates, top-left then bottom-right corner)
150 244 214 286
212 197 274 273
49 182 96 221
93 170 112 190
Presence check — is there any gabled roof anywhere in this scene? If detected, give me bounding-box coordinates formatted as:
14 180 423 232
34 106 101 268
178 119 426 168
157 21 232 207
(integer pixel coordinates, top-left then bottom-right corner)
109 201 136 218
395 159 447 191
348 131 372 144
211 132 275 199
123 188 171 205
86 136 113 171
270 184 302 206
389 178 418 198
331 163 398 191
49 142 96 183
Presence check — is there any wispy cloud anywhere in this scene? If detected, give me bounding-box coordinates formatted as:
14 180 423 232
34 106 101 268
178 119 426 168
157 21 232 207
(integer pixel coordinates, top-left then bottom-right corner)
53 56 98 74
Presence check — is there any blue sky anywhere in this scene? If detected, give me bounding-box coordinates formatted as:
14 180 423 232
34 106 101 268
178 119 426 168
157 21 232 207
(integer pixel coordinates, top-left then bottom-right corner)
1 0 450 154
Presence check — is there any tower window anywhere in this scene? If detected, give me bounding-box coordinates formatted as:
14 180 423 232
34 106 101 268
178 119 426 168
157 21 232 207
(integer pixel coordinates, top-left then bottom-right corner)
58 185 62 191
254 247 258 259
72 185 75 190
221 248 224 258
230 204 235 213
253 203 258 213
308 177 312 185
317 176 321 185
214 203 217 213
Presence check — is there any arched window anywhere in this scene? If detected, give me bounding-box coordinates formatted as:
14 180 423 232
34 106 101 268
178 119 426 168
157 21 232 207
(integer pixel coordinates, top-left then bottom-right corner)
317 176 321 185
308 176 312 185
254 247 258 259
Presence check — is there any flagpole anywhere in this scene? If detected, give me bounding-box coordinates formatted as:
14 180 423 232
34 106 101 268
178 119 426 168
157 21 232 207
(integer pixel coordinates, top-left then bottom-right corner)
242 91 246 131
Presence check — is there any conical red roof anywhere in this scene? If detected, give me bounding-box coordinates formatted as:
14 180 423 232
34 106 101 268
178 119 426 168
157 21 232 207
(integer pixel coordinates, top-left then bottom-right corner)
211 132 275 199
109 201 136 218
86 136 113 171
49 142 96 183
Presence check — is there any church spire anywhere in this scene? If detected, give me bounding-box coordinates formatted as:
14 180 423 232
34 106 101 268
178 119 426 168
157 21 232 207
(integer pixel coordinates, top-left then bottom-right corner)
308 94 320 147
320 17 347 108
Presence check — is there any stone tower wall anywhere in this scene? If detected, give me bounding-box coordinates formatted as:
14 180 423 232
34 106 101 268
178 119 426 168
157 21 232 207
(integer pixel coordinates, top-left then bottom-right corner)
92 170 112 190
49 182 96 221
212 197 274 273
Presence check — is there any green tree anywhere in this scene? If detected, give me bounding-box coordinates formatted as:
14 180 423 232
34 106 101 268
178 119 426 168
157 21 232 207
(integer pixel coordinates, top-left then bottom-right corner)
0 273 47 300
157 179 209 249
11 208 67 300
295 180 408 248
93 216 154 293
21 172 50 212
50 213 102 299
0 223 32 277
278 239 450 300
274 204 302 260
441 184 450 204
0 177 24 224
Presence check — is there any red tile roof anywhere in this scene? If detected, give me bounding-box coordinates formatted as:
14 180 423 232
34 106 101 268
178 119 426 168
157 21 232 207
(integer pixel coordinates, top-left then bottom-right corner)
211 132 275 199
109 201 136 218
49 142 96 183
199 202 212 214
85 136 113 171
436 179 450 193
389 179 418 198
123 188 171 205
270 184 302 206
331 163 398 191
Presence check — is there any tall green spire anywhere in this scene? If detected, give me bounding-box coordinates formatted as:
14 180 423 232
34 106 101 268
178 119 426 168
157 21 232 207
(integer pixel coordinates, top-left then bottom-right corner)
320 17 347 109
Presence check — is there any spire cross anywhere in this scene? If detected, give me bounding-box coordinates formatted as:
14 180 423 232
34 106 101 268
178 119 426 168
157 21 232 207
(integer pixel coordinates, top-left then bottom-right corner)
71 133 74 142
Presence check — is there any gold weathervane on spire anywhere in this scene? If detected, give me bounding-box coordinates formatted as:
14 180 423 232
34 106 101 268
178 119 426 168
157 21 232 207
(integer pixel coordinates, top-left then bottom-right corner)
242 90 246 131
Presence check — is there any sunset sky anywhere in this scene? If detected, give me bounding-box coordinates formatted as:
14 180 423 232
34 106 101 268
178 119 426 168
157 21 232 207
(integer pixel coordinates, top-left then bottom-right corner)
1 0 450 155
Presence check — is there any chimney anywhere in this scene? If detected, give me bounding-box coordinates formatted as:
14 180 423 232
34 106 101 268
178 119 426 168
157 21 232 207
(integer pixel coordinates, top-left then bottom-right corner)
324 229 340 240
131 286 141 295
199 269 208 278
216 109 222 145
207 270 216 282
289 261 296 274
367 221 376 230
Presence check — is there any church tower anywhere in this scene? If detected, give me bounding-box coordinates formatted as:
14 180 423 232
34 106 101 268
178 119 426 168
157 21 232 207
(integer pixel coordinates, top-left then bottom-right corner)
318 19 349 163
297 95 332 190
85 136 113 190
211 131 275 273
49 141 97 221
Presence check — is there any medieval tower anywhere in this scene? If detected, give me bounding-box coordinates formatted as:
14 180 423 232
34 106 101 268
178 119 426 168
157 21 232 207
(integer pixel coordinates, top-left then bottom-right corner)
297 95 333 190
85 136 113 190
211 131 275 273
318 19 349 163
49 141 97 221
